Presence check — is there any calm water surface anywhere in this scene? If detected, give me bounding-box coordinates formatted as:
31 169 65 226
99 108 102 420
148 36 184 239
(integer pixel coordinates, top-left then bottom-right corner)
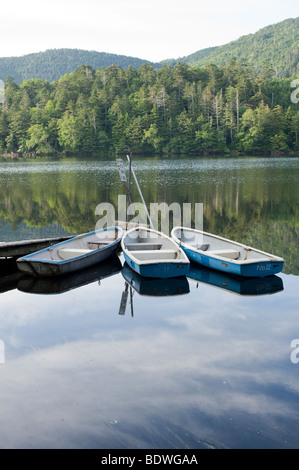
0 155 298 449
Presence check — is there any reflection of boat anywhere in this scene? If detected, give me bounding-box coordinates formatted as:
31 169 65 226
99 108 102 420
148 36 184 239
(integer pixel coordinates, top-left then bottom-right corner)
17 226 123 277
122 262 190 296
0 258 23 293
18 254 122 294
188 263 284 296
171 227 284 278
121 227 189 278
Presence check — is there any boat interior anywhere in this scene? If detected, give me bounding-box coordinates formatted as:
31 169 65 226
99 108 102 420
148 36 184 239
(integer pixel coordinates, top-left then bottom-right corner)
173 228 279 262
124 229 185 261
23 229 121 261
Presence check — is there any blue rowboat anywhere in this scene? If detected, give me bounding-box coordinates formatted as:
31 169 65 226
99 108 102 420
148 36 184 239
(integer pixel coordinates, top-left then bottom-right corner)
121 227 190 278
171 227 284 278
17 226 123 277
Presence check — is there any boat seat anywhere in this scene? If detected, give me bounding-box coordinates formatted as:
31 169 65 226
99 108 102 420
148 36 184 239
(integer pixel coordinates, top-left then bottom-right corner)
208 249 240 260
58 248 92 260
126 243 163 251
188 243 209 251
87 241 111 249
87 241 111 246
129 249 178 260
198 244 210 251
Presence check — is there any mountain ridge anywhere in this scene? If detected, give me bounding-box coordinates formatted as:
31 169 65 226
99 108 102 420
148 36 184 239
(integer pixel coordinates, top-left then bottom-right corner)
165 17 299 78
0 17 298 83
0 48 162 84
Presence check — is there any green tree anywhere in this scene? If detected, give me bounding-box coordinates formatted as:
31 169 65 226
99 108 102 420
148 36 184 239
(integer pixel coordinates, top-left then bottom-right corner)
26 123 53 153
57 111 81 152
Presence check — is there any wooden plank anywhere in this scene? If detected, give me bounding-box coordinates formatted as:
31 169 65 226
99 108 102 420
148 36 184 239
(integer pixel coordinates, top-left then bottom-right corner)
0 236 73 258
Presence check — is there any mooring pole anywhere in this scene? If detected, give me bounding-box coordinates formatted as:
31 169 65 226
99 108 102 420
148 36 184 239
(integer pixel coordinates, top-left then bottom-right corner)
126 154 154 229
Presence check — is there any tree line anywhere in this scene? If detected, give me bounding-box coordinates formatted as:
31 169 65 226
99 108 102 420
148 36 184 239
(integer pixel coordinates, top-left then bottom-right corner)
0 48 160 84
0 59 298 156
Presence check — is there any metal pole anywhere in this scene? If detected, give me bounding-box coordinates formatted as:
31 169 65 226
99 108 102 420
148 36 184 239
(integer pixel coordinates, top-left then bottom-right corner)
116 158 132 205
126 155 154 229
128 154 132 200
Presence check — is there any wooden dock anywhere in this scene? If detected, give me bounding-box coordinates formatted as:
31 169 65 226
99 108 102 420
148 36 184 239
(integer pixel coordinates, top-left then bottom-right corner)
0 236 73 258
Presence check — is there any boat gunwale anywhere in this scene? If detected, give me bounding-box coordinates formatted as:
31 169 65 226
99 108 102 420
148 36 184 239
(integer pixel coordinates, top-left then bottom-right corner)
121 227 190 266
171 226 284 265
17 226 123 265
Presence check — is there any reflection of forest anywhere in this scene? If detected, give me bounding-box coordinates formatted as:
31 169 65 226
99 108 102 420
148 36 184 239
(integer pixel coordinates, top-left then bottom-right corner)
0 158 297 274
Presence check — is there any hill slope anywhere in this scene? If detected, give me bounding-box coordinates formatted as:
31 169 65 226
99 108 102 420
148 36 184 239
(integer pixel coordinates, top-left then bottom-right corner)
0 48 161 83
165 17 299 78
0 18 297 83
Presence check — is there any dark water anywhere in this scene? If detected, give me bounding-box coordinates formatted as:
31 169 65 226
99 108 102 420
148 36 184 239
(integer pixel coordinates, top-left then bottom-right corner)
0 155 298 449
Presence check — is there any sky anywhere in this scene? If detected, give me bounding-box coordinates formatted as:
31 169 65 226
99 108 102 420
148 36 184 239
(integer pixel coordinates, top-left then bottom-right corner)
0 0 298 62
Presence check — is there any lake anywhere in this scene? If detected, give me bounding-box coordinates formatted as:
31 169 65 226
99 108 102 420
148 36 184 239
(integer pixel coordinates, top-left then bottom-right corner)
0 155 298 449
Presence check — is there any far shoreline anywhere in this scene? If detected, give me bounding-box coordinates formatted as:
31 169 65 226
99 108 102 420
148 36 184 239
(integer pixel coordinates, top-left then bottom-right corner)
1 150 298 160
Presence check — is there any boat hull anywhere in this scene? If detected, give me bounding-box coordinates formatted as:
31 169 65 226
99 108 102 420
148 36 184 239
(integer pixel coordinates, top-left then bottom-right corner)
123 251 189 279
17 227 122 277
121 227 190 279
183 246 284 277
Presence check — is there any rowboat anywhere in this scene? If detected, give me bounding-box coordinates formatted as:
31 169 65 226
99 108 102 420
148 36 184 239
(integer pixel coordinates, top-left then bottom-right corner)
122 262 190 296
171 227 284 278
17 226 123 277
121 227 190 278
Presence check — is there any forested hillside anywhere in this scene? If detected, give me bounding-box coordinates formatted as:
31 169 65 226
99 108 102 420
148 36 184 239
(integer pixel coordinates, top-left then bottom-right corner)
166 18 299 79
0 49 161 84
0 18 298 84
0 60 298 157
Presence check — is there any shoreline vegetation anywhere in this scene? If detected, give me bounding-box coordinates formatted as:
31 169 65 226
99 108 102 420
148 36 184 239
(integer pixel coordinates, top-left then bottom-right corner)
0 60 298 158
0 150 298 159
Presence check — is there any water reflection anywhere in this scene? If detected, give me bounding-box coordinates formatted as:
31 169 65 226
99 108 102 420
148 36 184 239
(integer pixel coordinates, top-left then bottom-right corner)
0 254 284 300
18 254 122 295
188 263 284 296
0 156 298 274
0 156 298 449
122 263 190 297
0 258 23 294
0 254 297 448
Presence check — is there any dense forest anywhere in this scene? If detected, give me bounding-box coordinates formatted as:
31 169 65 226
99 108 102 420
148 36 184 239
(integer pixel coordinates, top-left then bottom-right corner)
166 17 299 79
0 59 298 156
